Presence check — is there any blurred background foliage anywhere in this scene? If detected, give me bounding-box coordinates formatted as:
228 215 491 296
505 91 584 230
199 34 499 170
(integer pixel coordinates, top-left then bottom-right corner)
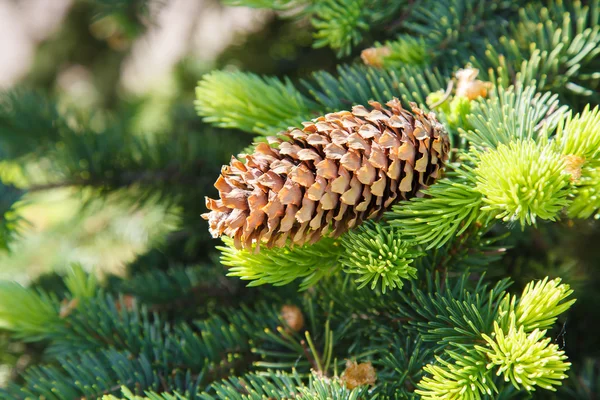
0 0 339 283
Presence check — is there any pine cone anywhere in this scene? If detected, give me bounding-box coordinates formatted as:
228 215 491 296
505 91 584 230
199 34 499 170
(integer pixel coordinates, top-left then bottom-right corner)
203 98 450 249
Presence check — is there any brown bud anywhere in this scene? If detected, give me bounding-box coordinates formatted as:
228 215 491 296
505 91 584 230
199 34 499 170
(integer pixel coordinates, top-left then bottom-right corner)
59 298 79 319
341 360 377 389
281 304 304 332
455 68 492 100
563 154 586 181
360 46 392 68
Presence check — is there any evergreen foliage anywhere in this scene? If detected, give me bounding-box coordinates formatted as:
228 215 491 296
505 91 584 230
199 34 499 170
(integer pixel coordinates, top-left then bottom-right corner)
339 222 421 292
474 140 571 226
220 236 342 288
195 71 318 135
1 0 599 399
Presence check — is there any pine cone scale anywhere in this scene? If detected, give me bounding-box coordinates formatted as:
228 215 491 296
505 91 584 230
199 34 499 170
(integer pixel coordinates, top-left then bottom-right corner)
203 98 450 249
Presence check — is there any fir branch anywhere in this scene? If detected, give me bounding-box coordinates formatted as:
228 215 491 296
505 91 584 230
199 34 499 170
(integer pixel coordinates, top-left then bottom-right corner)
549 106 599 217
462 85 566 151
387 166 488 250
373 336 433 397
416 276 576 398
397 275 511 350
416 223 509 275
311 0 370 57
0 281 294 398
104 385 189 400
201 370 302 399
298 372 369 399
474 140 571 227
567 164 600 219
303 64 448 112
499 277 576 333
0 349 205 400
415 350 496 399
403 0 516 67
339 222 422 293
200 372 367 400
476 0 600 99
198 370 368 400
224 0 406 56
0 282 61 341
195 71 318 135
219 236 343 289
555 105 600 160
196 64 449 145
477 317 571 392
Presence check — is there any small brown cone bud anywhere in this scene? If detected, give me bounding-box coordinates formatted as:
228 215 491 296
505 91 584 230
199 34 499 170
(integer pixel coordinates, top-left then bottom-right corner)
563 155 586 181
59 298 79 319
203 98 450 250
341 360 377 389
455 68 492 100
281 304 304 332
361 46 392 68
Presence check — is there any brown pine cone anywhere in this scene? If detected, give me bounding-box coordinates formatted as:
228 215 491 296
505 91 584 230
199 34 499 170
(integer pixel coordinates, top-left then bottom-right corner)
203 98 450 250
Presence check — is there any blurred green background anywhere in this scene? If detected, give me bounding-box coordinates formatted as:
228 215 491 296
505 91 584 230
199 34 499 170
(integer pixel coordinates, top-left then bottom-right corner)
0 0 336 284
